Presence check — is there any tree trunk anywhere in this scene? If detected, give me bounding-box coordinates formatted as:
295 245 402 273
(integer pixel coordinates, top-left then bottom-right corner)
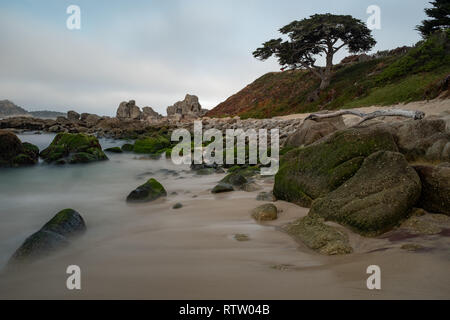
319 50 334 90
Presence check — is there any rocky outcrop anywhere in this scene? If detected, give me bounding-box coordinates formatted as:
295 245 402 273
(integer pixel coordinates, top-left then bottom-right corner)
414 165 450 215
116 100 142 120
167 94 207 120
284 116 346 148
0 130 39 167
142 106 163 122
310 151 422 236
40 133 108 164
274 126 398 207
67 110 80 121
8 209 86 264
283 215 353 255
127 178 167 202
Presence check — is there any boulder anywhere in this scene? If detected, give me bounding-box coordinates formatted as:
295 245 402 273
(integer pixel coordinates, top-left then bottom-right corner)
274 126 398 207
80 113 102 127
251 204 278 221
9 209 86 264
127 178 167 202
40 132 108 164
283 215 353 255
104 147 123 153
310 151 422 236
133 136 171 154
211 182 234 194
67 110 80 121
116 100 142 120
142 106 162 121
414 165 450 215
284 116 346 148
0 130 39 167
220 172 248 188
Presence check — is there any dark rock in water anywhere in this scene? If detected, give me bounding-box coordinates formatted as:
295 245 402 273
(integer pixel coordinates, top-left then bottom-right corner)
310 151 421 236
8 209 86 264
274 126 398 207
173 203 183 209
121 143 134 152
283 215 353 255
105 147 123 153
414 165 450 215
127 178 167 202
211 182 234 194
251 204 278 221
195 168 216 175
0 130 39 167
40 132 108 164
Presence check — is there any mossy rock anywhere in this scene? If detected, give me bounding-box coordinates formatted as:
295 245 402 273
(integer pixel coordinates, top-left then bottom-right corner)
133 136 171 154
40 133 108 164
251 203 278 221
211 182 234 194
227 165 260 177
220 172 248 187
173 202 183 209
310 151 421 236
121 143 134 152
127 178 167 202
0 130 39 167
274 126 398 207
105 147 123 153
284 215 353 255
8 209 86 264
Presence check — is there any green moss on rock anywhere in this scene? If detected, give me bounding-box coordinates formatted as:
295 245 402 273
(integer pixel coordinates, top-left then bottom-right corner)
105 147 123 153
126 178 167 202
273 127 398 207
133 136 171 154
40 133 108 164
121 143 134 152
310 151 421 236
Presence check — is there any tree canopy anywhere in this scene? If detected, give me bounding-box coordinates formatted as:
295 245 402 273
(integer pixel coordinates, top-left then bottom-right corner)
253 14 376 90
417 0 450 38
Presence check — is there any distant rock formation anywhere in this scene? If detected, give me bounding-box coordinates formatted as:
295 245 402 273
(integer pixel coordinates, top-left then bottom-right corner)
0 100 66 119
166 94 208 120
116 100 142 120
142 106 163 122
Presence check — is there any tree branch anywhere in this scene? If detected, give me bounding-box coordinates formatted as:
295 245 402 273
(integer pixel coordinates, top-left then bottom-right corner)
305 109 426 126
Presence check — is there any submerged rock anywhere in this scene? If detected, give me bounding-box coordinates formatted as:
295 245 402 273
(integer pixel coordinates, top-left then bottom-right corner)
413 165 450 215
310 151 421 236
256 191 276 202
172 202 183 209
40 132 108 164
0 130 39 167
9 209 86 264
251 204 278 221
133 136 171 154
220 173 248 188
284 215 353 255
121 143 134 152
127 178 167 202
274 126 398 207
105 147 123 153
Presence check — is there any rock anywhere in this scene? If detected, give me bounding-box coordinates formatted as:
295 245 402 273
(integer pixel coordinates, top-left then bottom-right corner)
274 126 398 207
173 203 183 209
81 113 102 127
9 209 86 264
251 204 278 221
127 178 167 202
234 234 250 241
242 182 262 192
105 147 123 153
211 182 234 194
121 143 134 152
401 243 425 252
142 106 162 122
166 94 206 119
67 110 80 121
116 100 142 120
220 173 248 188
133 136 171 154
371 118 450 162
413 165 450 215
310 151 422 236
40 133 108 164
400 215 443 235
284 116 346 148
0 130 39 167
256 191 276 202
283 215 353 255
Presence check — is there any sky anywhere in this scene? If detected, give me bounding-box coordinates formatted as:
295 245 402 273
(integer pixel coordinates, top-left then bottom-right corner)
0 0 432 116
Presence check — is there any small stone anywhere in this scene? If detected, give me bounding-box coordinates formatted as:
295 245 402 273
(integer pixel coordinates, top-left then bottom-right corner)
173 203 183 209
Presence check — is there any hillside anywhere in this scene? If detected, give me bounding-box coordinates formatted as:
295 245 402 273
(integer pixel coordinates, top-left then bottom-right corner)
207 31 450 119
0 100 66 119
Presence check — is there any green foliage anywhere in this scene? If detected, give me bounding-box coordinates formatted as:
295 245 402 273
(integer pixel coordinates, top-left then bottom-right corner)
416 0 450 38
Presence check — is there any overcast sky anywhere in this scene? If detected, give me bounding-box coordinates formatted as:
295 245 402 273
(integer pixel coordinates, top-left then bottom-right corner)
0 0 431 116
